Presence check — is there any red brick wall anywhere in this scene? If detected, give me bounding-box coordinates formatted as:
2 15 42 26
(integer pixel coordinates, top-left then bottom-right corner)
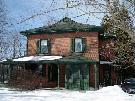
27 32 99 61
89 64 95 87
99 39 115 60
59 64 65 87
27 38 37 55
51 38 71 56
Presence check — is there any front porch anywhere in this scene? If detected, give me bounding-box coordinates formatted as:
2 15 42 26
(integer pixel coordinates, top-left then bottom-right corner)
0 56 99 90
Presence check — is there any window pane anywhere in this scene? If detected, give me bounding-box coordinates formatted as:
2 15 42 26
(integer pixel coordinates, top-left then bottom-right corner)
38 65 43 75
41 40 48 53
75 38 82 52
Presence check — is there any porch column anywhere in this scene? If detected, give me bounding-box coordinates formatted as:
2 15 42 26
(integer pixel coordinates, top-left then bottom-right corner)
94 63 99 89
58 65 60 88
1 64 4 83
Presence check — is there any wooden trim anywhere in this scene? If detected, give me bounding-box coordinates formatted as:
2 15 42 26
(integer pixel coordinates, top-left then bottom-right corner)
94 64 99 89
57 65 60 88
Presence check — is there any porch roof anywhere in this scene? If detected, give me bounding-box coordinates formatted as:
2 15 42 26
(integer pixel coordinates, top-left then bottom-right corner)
0 56 62 64
13 56 62 61
0 55 97 64
58 55 97 64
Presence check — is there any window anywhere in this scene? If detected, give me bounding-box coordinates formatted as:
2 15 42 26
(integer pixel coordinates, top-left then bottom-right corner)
41 40 48 53
37 39 49 54
75 38 83 52
65 64 89 89
71 38 86 53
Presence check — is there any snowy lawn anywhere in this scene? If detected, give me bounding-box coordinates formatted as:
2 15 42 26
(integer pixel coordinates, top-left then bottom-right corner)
0 85 135 101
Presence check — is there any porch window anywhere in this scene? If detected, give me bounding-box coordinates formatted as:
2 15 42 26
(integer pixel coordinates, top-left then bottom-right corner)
71 38 86 53
38 65 46 77
65 64 89 90
37 39 49 54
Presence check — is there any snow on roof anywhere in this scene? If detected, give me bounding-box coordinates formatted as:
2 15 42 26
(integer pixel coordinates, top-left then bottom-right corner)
0 59 8 63
100 61 113 64
0 59 7 62
13 56 62 62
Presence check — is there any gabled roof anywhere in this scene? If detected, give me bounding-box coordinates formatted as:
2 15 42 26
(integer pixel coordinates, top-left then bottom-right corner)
20 17 103 36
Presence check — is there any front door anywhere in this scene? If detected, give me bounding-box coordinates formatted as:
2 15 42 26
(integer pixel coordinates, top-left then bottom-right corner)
65 64 89 90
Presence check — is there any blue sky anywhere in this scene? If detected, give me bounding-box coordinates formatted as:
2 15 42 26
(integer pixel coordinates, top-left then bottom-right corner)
4 0 104 32
4 0 135 33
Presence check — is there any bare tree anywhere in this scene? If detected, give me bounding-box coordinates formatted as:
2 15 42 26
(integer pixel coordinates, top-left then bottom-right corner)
0 0 9 60
0 0 26 60
9 33 26 58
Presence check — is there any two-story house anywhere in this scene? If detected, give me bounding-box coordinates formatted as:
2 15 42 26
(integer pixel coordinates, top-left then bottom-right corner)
0 17 118 90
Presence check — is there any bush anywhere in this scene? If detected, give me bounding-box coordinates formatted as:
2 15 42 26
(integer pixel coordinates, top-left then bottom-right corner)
8 69 43 90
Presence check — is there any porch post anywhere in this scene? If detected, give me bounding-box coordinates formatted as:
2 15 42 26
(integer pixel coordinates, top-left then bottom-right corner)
58 65 60 88
2 64 4 83
94 63 99 89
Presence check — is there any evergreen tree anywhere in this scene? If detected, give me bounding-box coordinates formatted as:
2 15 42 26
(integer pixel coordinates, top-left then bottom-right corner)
102 4 135 79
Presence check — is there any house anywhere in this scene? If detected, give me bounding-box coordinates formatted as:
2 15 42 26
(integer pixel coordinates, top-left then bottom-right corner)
0 17 118 90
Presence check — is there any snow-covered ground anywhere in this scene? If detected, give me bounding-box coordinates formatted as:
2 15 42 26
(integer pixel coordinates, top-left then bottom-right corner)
0 85 135 101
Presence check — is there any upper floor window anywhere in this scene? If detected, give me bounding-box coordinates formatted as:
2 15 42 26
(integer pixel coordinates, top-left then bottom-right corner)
75 38 83 52
37 39 49 54
72 38 86 53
